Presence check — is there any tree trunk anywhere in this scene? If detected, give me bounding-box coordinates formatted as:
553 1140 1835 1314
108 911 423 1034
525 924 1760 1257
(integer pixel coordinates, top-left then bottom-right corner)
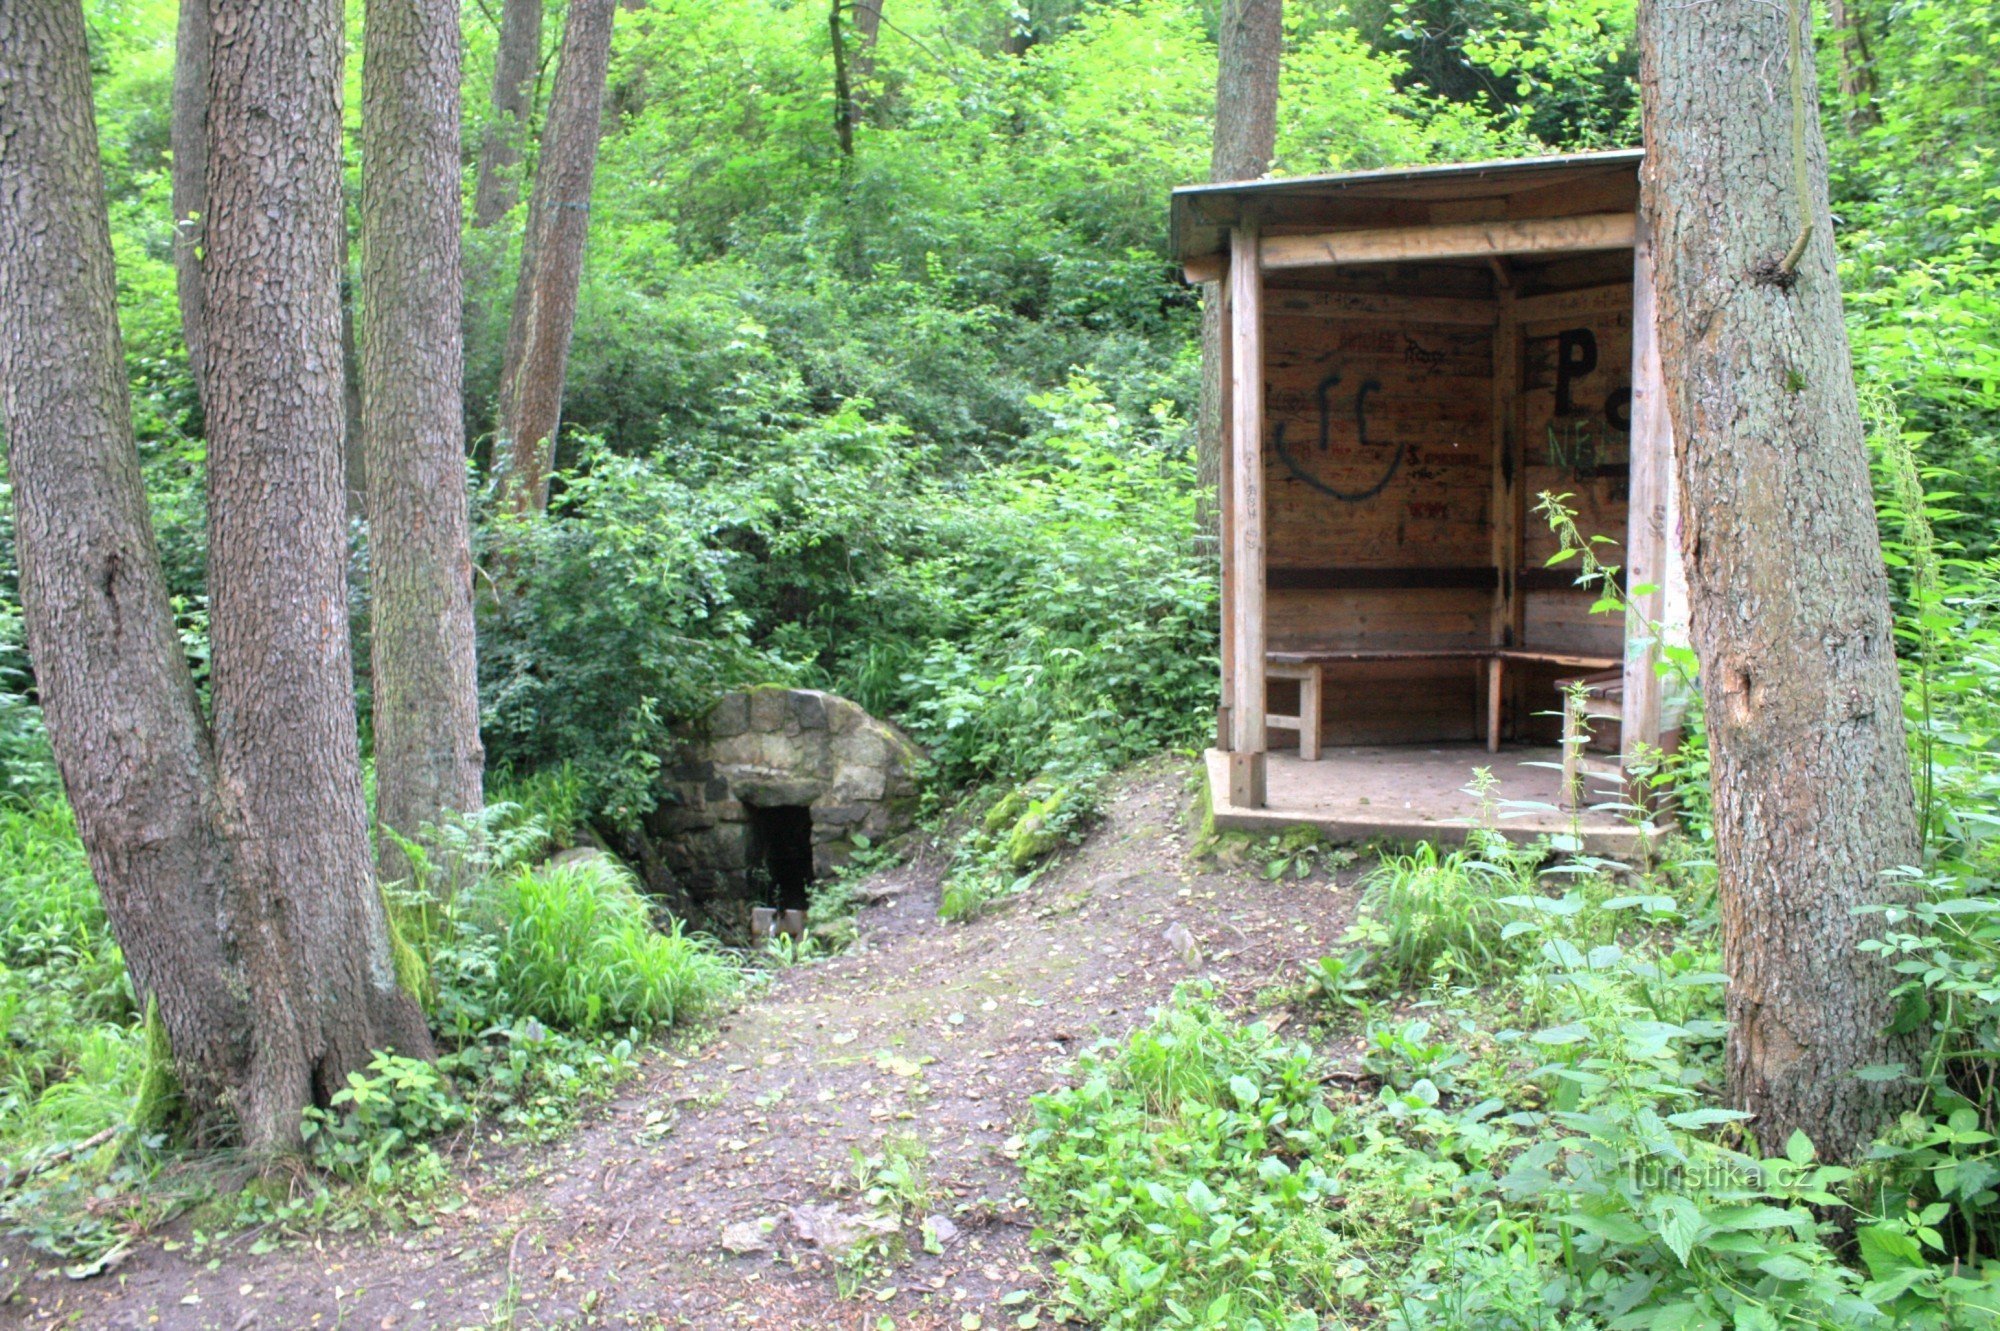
361 0 486 877
1825 0 1880 133
1639 0 1918 1160
494 0 616 514
203 0 434 1144
170 0 209 392
471 0 544 229
0 0 253 1145
340 228 367 518
851 0 882 94
1197 0 1281 532
830 0 855 157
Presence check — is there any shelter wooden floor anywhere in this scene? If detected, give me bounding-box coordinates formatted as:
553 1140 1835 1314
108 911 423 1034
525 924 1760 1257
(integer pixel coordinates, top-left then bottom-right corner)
1205 743 1659 858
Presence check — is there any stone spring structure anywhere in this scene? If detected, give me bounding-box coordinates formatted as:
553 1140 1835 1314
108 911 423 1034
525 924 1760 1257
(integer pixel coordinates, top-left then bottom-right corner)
636 687 922 940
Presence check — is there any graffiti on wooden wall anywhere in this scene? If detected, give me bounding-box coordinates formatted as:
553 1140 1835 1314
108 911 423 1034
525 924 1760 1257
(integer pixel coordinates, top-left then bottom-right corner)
1533 325 1631 488
1270 368 1402 503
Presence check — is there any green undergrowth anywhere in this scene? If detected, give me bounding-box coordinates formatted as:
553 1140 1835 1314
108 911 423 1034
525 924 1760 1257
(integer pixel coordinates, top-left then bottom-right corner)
0 787 738 1263
935 772 1106 921
1022 813 2000 1330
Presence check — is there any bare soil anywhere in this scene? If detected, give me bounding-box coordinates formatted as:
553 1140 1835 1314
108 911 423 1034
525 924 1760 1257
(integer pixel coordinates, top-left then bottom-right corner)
1 761 1361 1331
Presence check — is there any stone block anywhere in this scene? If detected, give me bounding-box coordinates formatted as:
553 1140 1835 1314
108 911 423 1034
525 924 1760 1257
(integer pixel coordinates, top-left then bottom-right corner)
813 843 851 878
833 731 889 771
824 695 865 735
748 686 790 733
708 692 750 738
830 764 887 803
811 802 868 828
739 778 825 807
789 691 829 731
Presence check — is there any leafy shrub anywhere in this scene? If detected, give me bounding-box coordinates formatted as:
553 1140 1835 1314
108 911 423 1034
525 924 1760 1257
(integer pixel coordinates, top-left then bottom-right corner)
301 1053 468 1188
1023 986 1345 1330
1346 842 1533 988
0 802 135 1155
882 379 1217 788
470 857 736 1035
938 777 1102 921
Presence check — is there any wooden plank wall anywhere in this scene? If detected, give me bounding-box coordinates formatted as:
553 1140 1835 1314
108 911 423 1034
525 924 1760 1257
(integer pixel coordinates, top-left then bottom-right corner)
1252 276 1637 748
1260 284 1496 743
1516 282 1634 658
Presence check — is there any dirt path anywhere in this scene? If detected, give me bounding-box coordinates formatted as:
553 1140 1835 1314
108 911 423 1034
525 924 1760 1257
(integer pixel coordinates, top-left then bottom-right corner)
3 764 1360 1330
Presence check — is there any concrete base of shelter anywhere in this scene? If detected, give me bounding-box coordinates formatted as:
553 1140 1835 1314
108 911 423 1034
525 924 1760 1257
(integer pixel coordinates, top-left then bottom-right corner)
1204 744 1663 859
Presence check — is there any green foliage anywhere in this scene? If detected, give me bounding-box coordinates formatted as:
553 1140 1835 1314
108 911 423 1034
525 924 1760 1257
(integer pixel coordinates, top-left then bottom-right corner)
938 776 1101 921
1345 841 1533 988
472 858 735 1035
0 801 134 1156
301 1053 468 1189
1023 986 1345 1330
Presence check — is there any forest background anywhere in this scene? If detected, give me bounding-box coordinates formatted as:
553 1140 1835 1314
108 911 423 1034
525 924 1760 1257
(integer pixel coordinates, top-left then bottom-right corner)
4 0 2000 1308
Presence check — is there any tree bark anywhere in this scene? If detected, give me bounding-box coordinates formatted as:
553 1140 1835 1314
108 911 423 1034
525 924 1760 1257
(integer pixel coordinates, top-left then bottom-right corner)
1639 0 1918 1160
830 0 855 157
170 0 209 392
471 0 544 229
0 0 252 1145
1197 0 1281 533
1825 0 1880 133
340 227 367 518
203 0 434 1143
850 0 881 93
494 0 616 514
360 0 486 876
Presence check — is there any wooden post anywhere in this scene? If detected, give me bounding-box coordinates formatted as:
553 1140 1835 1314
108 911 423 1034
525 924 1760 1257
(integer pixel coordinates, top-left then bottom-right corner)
1485 657 1503 754
1225 219 1267 808
1622 208 1671 769
1214 253 1235 753
1488 276 1518 749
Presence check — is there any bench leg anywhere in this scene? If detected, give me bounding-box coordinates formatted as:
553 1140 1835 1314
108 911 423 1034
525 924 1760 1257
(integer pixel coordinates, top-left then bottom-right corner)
1299 666 1321 762
1485 657 1503 753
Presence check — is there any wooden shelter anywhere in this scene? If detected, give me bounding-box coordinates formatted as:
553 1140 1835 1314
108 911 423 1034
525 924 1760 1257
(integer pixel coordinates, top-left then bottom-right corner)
1176 150 1684 851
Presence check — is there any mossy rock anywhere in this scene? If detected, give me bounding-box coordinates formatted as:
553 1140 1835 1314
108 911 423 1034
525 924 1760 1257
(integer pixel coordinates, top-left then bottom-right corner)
983 788 1030 837
1004 785 1073 867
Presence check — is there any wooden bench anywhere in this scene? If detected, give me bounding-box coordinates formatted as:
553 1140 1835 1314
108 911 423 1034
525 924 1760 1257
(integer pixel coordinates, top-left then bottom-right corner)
1266 647 1620 761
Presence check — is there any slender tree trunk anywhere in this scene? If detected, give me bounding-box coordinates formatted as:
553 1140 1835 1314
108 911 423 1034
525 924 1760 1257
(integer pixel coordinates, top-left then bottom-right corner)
472 0 544 229
203 0 434 1143
1639 0 1918 1160
361 0 486 876
1197 0 1281 531
170 0 209 392
830 0 855 157
0 0 252 1145
495 0 616 514
1825 0 1880 133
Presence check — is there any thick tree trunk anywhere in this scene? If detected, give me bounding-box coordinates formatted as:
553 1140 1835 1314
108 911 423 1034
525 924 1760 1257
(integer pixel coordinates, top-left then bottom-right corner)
471 0 544 229
361 0 486 876
1639 0 1918 1160
203 0 434 1144
1198 0 1281 531
170 0 209 391
494 0 616 514
1825 0 1880 133
0 0 252 1145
